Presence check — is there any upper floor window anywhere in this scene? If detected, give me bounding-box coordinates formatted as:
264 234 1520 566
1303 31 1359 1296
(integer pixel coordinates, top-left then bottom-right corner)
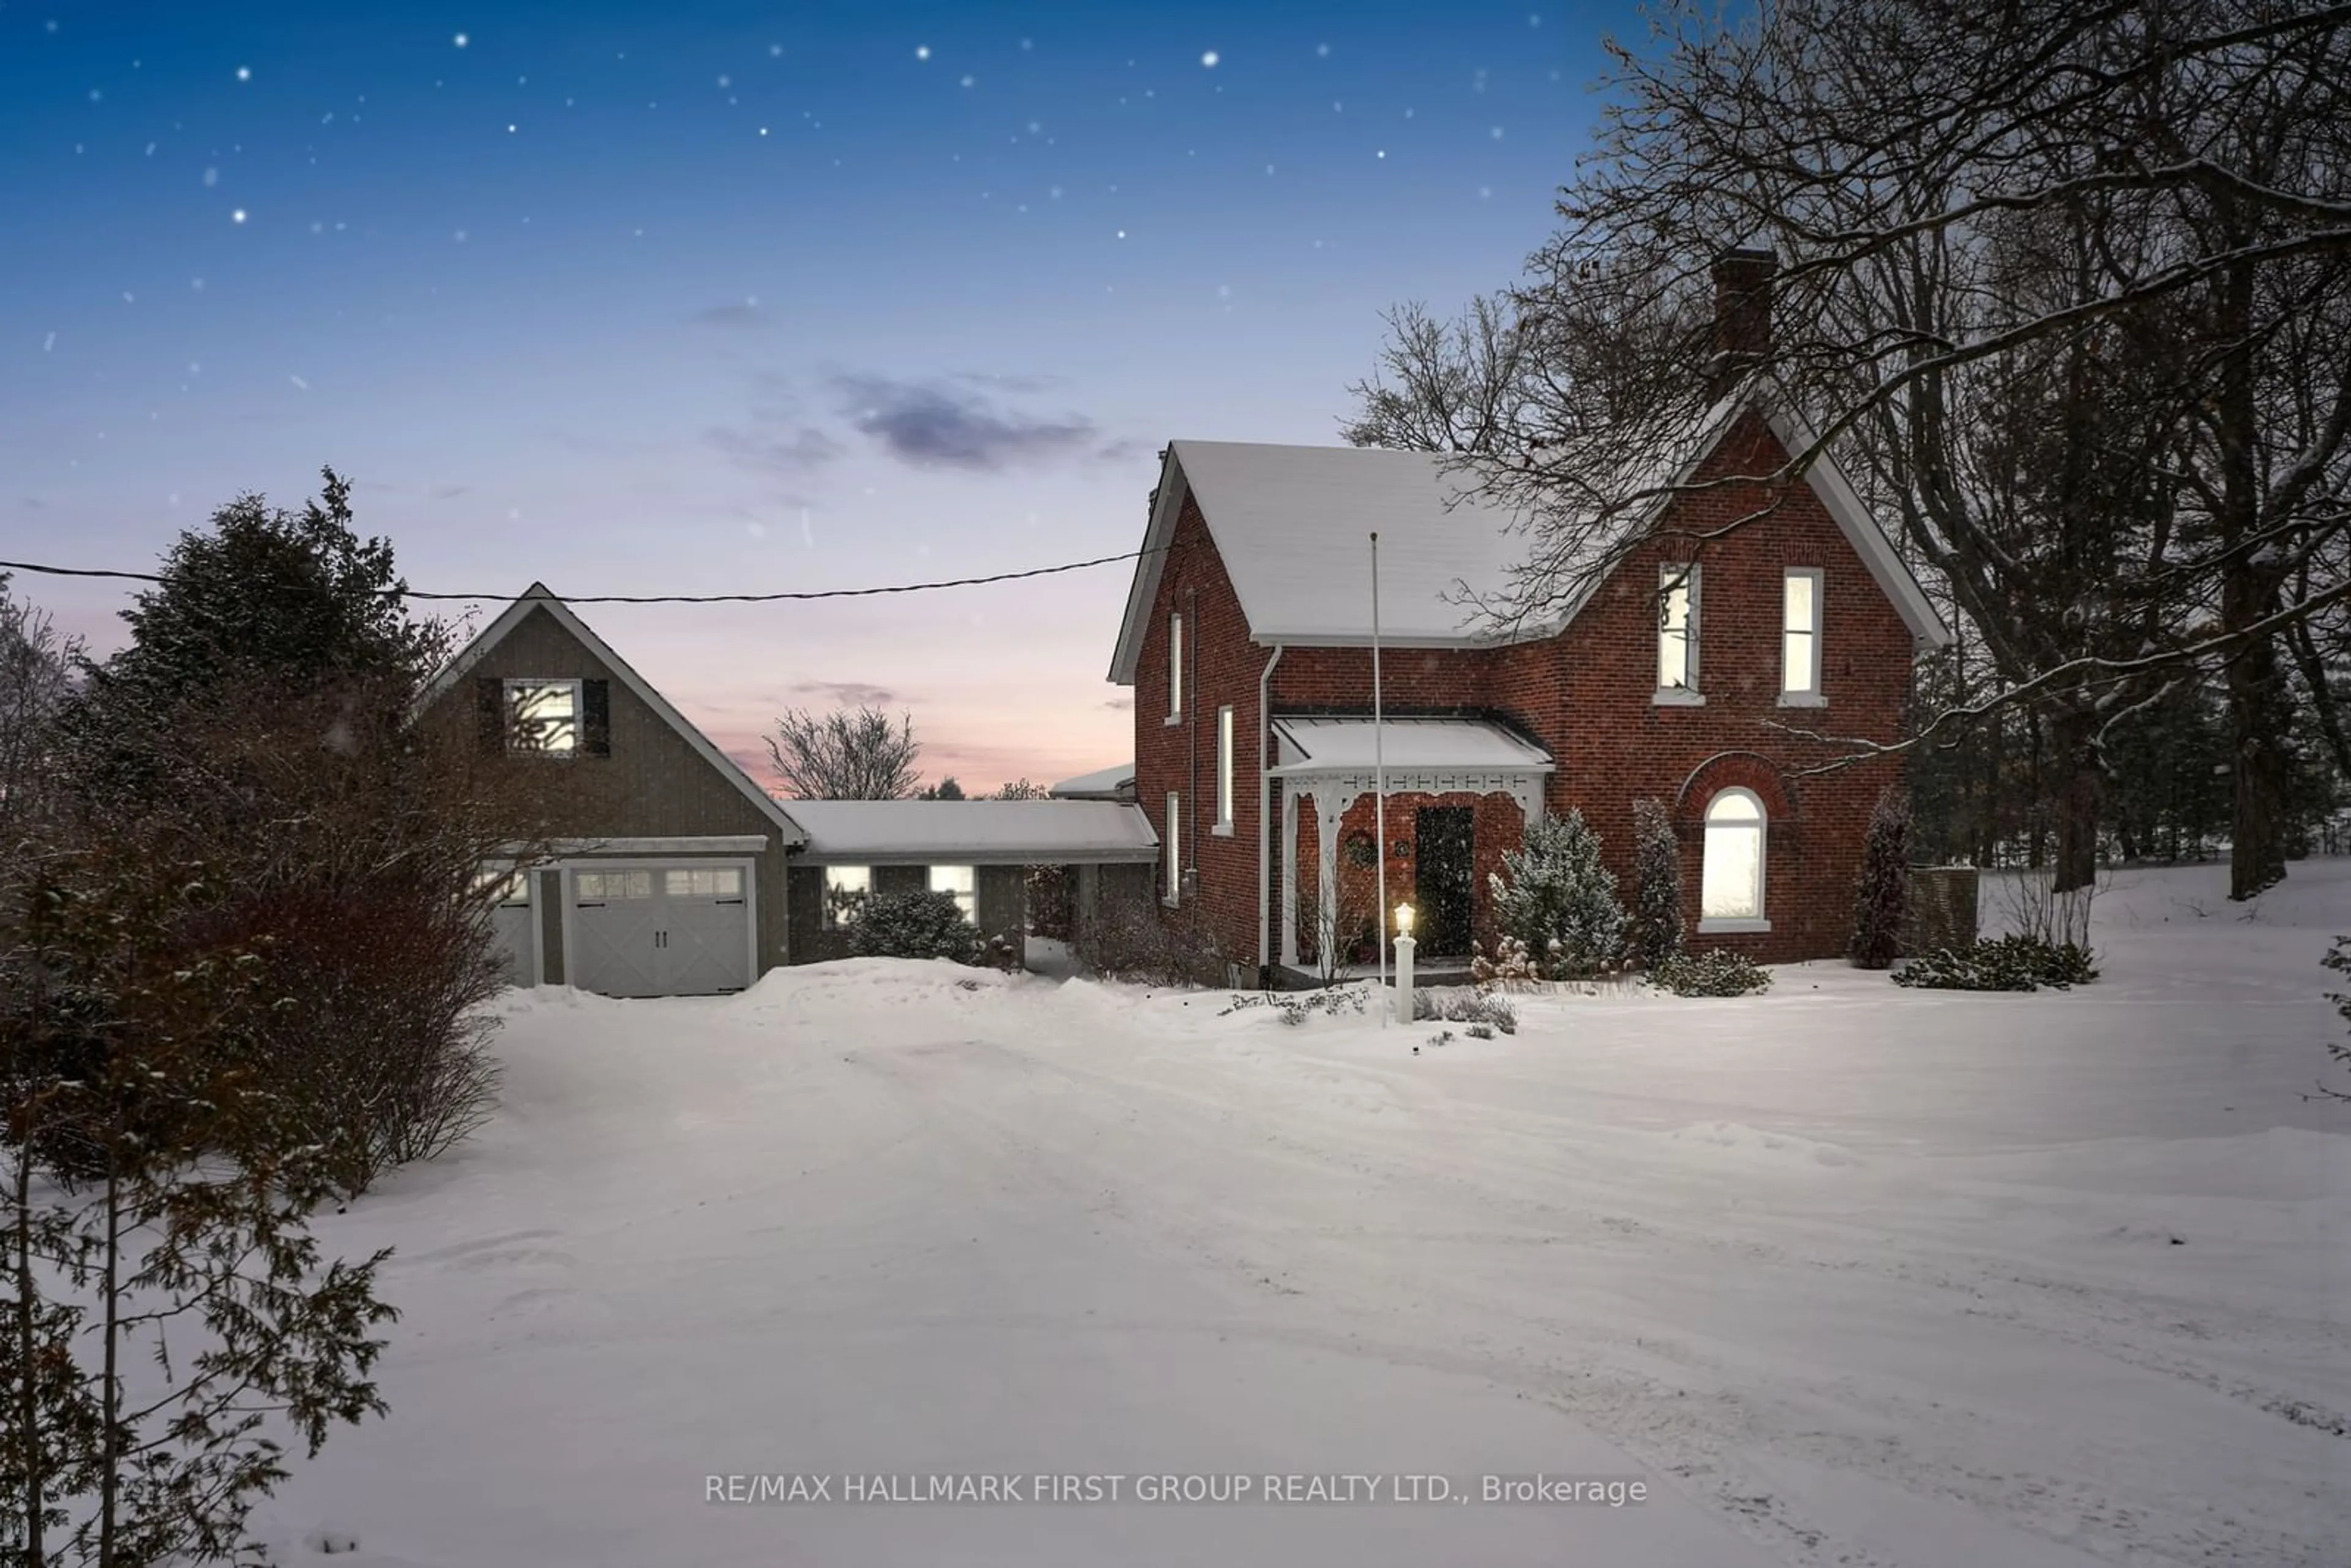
1781 568 1824 705
1699 788 1769 932
929 864 977 925
1167 612 1184 722
1215 706 1235 833
506 678 582 754
1656 565 1701 701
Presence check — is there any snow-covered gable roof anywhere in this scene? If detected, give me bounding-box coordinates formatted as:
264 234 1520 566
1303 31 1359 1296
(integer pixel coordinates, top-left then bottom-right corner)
1106 397 1946 683
414 583 807 844
785 800 1160 866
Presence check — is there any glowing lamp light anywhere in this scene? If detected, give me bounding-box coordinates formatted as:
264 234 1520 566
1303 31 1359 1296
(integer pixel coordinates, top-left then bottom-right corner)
1395 902 1415 937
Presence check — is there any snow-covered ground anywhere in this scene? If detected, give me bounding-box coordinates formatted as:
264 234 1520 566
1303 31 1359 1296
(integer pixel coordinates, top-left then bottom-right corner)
253 860 2349 1567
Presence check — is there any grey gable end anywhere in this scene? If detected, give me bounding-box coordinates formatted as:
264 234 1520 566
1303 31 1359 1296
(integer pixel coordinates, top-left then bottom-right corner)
417 588 804 993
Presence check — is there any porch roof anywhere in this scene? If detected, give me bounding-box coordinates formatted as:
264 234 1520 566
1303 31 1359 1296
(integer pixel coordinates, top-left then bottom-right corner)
1268 716 1553 777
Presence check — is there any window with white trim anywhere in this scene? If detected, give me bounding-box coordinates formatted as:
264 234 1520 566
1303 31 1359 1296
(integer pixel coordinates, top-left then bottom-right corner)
1163 791 1181 904
822 865 869 929
1700 788 1768 931
1167 613 1183 721
1781 568 1824 703
664 868 743 899
929 864 977 924
1656 565 1701 697
1215 705 1234 832
575 869 654 901
506 678 582 754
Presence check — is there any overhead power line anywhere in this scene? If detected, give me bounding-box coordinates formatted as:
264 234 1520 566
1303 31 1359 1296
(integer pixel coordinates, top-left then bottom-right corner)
0 549 1155 603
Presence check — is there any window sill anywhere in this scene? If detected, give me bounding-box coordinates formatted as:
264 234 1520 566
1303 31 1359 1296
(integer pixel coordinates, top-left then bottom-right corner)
1697 917 1772 934
1776 692 1828 708
1652 688 1707 707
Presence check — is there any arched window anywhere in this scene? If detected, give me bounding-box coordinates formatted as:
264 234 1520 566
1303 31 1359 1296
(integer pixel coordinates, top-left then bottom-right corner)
1700 788 1768 930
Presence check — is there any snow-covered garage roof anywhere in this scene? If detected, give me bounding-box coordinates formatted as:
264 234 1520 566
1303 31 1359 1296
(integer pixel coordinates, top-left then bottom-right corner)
785 800 1160 866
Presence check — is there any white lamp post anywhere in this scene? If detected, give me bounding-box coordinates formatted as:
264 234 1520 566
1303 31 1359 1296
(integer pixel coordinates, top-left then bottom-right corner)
1393 902 1415 1024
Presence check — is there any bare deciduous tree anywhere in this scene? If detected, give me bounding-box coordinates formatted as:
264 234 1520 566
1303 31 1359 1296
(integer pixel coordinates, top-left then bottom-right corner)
1348 0 2350 899
767 703 921 799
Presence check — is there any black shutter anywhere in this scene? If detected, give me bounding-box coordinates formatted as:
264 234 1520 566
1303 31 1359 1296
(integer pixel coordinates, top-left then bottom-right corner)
476 677 504 754
582 679 612 757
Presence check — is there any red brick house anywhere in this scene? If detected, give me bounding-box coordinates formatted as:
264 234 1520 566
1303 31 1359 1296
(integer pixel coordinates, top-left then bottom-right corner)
1106 288 1948 981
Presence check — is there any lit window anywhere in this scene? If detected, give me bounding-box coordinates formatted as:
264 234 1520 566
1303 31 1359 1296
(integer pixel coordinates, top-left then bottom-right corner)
1168 613 1183 720
1700 789 1768 928
1782 568 1823 702
929 864 976 923
823 865 869 929
1215 705 1234 831
474 866 530 905
1657 565 1700 694
1163 790 1181 905
664 868 743 899
506 678 581 754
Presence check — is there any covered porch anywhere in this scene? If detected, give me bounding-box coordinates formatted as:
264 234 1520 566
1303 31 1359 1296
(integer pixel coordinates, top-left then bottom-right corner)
1269 717 1553 977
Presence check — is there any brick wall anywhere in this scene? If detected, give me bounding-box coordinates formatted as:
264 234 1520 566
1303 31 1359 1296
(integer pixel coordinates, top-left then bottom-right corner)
1133 411 1919 967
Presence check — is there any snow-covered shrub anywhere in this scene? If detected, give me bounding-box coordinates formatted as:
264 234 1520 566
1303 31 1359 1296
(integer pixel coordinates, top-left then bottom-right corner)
1890 934 2098 992
1411 986 1518 1034
1470 934 1542 988
1627 797 1684 971
1649 948 1772 997
1849 785 1911 970
1488 809 1626 979
848 889 985 964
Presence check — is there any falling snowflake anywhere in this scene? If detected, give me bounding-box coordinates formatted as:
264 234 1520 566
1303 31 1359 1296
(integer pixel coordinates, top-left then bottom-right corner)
43 332 56 351
453 32 469 48
960 74 974 87
770 43 783 57
203 166 219 186
1491 126 1504 139
289 374 310 391
915 45 930 61
1201 50 1219 68
236 66 250 81
231 208 247 223
1317 42 1331 57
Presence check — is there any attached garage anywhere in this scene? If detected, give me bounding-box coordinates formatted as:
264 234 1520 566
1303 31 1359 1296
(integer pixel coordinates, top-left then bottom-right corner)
564 861 754 997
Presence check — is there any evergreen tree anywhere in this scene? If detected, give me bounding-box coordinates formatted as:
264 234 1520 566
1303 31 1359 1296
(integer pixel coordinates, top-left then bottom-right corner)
1488 810 1627 978
1850 786 1912 970
1627 798 1684 971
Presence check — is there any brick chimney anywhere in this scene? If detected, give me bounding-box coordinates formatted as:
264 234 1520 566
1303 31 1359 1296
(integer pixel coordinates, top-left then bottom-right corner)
1708 246 1776 399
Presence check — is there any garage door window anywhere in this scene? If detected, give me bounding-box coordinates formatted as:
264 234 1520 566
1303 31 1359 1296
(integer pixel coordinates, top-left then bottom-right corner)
664 868 743 898
576 870 653 901
929 865 977 923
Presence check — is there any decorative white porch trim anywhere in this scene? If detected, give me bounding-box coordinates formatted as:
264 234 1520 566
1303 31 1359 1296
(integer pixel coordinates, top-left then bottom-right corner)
1272 773 1551 969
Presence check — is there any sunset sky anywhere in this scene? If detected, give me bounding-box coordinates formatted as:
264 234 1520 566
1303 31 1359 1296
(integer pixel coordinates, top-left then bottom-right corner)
2 1 1613 791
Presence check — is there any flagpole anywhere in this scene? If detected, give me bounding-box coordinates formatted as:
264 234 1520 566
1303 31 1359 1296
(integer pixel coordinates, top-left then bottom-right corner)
1371 531 1388 1016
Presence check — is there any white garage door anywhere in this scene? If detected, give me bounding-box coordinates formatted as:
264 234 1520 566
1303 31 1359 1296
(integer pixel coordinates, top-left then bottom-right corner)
569 865 752 997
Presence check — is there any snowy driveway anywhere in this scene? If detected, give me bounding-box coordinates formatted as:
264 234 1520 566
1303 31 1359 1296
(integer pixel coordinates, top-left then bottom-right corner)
260 865 2349 1567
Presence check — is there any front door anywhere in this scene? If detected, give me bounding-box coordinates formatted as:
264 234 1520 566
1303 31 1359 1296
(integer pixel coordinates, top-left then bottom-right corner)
1415 806 1475 957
